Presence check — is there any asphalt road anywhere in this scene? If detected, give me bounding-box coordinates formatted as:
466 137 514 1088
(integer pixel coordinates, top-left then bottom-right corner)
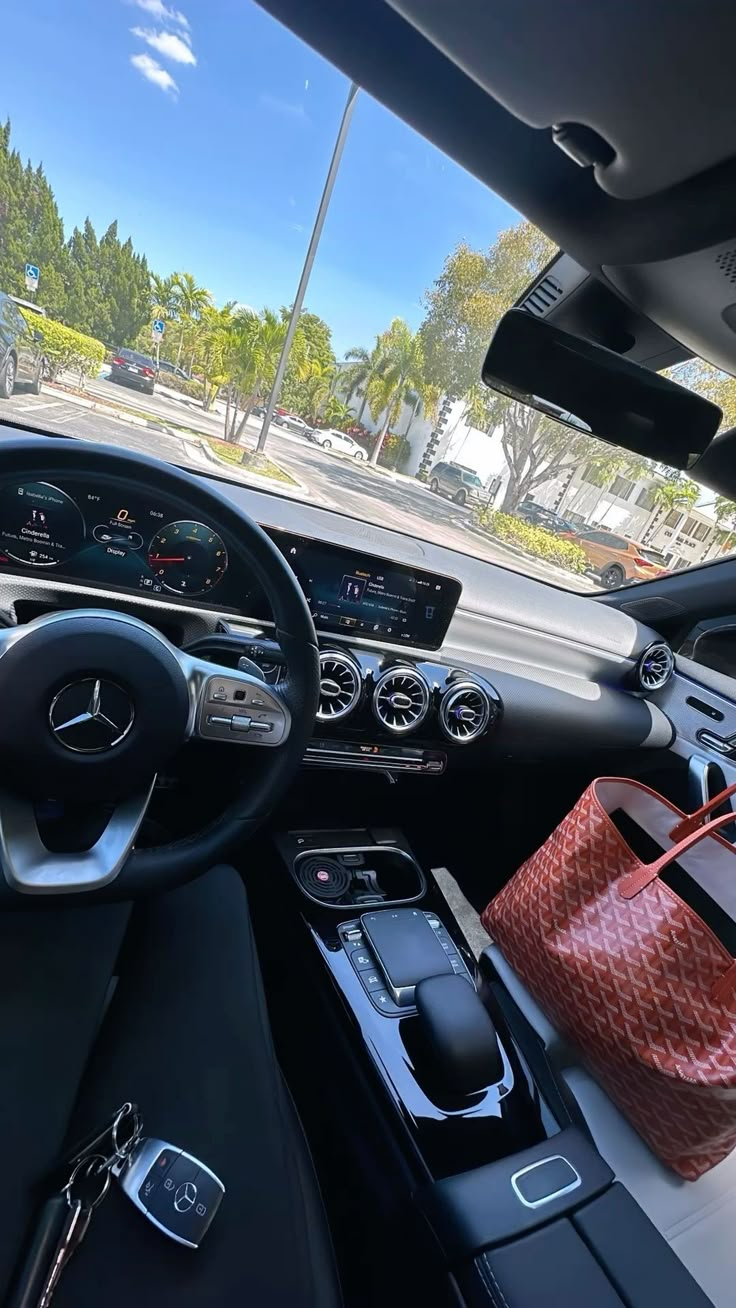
0 383 594 593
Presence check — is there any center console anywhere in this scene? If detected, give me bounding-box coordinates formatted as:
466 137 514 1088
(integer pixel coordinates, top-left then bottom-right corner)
278 825 714 1307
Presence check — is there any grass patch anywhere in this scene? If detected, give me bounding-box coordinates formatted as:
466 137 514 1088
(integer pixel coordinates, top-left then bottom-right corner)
203 438 296 485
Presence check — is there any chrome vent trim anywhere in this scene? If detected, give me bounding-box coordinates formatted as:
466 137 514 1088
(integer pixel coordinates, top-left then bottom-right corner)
373 667 430 735
317 651 362 722
439 682 493 744
637 642 675 692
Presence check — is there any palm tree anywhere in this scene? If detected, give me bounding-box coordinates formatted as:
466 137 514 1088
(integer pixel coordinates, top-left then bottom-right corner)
296 358 336 424
323 396 354 430
366 319 430 466
150 273 178 325
224 308 291 445
340 340 384 423
171 272 213 366
642 478 699 548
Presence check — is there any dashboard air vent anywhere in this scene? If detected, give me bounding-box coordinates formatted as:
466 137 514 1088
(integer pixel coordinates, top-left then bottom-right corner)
520 274 563 317
440 682 493 744
373 667 430 735
637 642 674 692
317 651 362 722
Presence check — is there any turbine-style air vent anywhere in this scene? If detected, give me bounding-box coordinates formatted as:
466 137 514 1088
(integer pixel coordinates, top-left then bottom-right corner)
439 682 493 743
637 642 674 691
317 651 362 722
373 667 430 735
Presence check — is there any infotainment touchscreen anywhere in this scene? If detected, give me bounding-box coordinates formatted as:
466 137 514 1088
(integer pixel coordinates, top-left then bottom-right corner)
267 529 461 649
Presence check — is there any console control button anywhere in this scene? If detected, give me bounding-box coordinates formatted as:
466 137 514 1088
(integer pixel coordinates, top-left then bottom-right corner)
351 950 376 972
370 989 403 1016
360 970 385 992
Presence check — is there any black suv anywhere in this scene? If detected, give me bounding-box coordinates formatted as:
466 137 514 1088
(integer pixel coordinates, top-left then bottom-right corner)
0 293 44 399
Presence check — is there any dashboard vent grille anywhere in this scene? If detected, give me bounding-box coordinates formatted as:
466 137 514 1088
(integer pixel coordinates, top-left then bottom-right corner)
637 642 674 692
373 667 430 735
317 651 362 722
521 275 563 317
440 683 493 743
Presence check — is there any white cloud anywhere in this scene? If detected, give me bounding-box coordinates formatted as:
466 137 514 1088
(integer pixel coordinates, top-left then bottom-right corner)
129 0 189 28
258 93 310 124
131 27 196 64
130 53 179 96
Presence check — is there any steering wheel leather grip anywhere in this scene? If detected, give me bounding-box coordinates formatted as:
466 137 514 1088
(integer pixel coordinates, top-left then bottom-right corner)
0 437 320 901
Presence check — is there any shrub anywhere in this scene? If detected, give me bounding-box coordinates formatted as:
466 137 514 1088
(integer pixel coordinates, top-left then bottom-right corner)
19 312 104 385
156 370 204 401
474 509 587 574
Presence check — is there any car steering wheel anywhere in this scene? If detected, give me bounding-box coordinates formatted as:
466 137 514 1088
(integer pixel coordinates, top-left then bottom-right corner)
0 437 319 901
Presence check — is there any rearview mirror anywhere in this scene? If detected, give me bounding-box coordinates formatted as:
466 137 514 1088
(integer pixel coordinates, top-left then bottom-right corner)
482 310 721 469
33 330 43 342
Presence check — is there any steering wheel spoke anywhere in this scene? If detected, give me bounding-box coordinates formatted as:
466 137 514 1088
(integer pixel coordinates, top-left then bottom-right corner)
0 780 156 894
178 652 292 748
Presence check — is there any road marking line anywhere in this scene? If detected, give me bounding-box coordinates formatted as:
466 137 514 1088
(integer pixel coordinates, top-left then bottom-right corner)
16 399 62 411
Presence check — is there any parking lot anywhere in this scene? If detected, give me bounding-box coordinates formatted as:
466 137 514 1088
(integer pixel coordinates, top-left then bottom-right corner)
0 380 594 592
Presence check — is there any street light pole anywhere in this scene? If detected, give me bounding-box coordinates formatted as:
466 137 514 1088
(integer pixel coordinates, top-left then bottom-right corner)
253 81 359 459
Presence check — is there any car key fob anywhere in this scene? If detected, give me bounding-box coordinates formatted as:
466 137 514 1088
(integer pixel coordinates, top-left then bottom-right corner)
116 1138 224 1247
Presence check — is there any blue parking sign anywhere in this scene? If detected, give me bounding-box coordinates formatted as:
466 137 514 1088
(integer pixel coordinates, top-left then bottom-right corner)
152 318 165 336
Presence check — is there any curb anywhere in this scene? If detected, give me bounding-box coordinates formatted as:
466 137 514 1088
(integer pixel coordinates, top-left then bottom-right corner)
194 439 310 500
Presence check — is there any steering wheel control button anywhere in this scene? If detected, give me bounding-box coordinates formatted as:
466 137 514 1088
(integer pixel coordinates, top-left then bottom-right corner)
118 1138 225 1248
197 673 288 746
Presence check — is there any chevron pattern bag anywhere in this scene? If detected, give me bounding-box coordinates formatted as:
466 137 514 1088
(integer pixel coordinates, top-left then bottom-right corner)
482 777 736 1179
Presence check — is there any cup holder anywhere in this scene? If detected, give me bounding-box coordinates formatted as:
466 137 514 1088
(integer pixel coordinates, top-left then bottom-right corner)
292 845 425 909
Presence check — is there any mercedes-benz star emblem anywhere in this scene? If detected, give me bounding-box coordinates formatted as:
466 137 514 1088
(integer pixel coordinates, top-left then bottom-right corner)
174 1181 198 1213
49 678 134 753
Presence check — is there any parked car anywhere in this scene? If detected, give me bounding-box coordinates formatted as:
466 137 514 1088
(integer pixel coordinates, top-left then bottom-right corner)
517 501 578 535
252 404 268 418
109 348 157 396
562 528 670 588
429 461 485 506
272 412 313 435
309 428 367 459
0 291 44 399
157 359 191 382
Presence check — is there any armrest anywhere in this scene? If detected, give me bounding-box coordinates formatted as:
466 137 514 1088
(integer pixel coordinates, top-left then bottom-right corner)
417 1126 613 1260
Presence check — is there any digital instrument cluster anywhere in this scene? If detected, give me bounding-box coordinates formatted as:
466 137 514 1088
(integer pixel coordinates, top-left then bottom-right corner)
0 478 462 647
0 479 236 604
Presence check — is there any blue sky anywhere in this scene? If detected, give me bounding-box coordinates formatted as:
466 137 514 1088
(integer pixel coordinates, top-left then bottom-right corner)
2 0 518 357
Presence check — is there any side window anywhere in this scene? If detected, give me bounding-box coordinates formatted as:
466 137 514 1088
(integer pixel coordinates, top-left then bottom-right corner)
584 532 607 544
606 534 628 550
8 305 27 333
679 617 736 680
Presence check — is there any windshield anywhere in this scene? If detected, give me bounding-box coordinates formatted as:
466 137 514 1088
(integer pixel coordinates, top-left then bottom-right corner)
2 0 733 596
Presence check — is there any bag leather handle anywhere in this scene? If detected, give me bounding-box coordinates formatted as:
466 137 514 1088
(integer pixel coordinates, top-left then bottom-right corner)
670 781 736 841
619 810 736 899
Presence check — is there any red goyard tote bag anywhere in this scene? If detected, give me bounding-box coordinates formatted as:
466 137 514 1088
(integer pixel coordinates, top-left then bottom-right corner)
482 777 736 1180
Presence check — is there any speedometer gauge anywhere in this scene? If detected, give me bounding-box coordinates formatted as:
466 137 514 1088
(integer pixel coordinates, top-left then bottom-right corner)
147 520 228 595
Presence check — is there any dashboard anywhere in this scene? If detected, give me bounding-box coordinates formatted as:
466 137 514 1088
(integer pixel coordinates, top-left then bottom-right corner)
0 476 461 650
0 453 675 771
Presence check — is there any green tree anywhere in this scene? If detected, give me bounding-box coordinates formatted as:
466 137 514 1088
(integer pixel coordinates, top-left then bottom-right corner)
366 318 433 466
98 221 150 345
322 396 354 429
340 339 384 423
419 222 555 398
170 271 213 366
641 476 699 546
0 122 70 318
292 358 335 424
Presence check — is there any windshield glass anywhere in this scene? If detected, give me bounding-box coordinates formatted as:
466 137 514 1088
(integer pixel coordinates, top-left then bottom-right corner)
1 0 733 596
